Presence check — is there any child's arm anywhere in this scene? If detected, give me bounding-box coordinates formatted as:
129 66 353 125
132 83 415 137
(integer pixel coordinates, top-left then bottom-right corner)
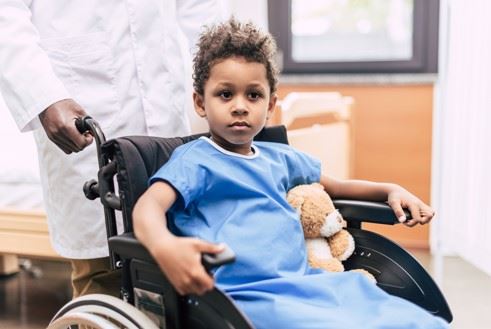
320 174 434 227
133 181 224 295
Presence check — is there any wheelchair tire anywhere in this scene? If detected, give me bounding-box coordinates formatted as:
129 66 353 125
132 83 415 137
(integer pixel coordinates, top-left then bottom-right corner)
47 293 159 329
47 311 121 329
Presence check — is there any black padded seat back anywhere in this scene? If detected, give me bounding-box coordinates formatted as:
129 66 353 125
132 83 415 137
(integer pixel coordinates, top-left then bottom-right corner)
101 126 288 232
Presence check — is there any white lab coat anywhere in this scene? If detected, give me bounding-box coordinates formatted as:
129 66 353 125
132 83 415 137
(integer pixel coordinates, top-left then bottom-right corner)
0 0 224 258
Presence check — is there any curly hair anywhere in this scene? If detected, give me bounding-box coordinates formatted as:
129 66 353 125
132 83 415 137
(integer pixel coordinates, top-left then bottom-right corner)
193 17 279 95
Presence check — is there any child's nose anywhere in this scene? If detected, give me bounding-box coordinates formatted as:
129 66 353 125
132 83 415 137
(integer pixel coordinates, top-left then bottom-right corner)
232 107 248 116
232 98 248 115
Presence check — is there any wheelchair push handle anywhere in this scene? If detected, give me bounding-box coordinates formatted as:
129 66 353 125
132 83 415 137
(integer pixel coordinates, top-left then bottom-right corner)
201 243 236 272
75 116 107 170
75 115 91 134
75 115 106 146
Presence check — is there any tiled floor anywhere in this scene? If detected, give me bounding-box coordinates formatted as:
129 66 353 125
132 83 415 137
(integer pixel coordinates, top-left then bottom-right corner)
0 252 490 329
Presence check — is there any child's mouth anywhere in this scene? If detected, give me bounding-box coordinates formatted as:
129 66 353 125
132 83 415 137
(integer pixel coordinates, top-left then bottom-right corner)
229 121 250 128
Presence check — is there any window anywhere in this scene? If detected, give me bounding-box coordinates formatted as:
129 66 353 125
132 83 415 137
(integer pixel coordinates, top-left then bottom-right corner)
268 0 439 74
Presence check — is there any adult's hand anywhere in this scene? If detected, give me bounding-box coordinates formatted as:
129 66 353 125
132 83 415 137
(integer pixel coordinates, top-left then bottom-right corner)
38 99 93 154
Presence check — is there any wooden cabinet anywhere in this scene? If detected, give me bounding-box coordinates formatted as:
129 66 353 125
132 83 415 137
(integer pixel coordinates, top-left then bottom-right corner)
272 84 434 249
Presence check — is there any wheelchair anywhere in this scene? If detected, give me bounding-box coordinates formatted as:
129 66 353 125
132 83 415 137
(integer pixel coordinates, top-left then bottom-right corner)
47 117 452 329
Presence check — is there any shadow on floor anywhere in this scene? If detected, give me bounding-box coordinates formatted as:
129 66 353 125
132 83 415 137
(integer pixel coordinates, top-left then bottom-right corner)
0 259 71 329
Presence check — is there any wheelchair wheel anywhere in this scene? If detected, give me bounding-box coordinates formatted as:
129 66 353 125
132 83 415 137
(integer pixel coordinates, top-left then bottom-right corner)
48 311 121 329
47 294 159 329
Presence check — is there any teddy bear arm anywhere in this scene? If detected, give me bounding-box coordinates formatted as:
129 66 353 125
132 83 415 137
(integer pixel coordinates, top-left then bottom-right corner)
328 229 355 261
305 238 345 272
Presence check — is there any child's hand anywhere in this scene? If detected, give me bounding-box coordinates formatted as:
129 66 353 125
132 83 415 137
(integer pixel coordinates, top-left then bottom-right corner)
387 188 435 227
151 236 225 295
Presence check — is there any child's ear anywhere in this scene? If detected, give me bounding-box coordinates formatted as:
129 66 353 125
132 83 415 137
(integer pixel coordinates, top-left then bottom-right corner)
266 93 278 121
193 92 206 118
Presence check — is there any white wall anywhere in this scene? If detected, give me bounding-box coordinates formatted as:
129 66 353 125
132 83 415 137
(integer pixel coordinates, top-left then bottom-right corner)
432 0 491 276
222 0 268 30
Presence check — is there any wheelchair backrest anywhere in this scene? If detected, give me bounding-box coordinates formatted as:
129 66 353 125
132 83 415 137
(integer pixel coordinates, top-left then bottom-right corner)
101 126 288 232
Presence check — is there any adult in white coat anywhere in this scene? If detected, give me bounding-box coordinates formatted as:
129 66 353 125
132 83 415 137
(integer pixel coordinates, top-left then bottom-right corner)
0 0 224 297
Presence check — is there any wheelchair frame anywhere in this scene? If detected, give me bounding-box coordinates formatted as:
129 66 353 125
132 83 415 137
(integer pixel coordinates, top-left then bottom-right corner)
49 117 452 328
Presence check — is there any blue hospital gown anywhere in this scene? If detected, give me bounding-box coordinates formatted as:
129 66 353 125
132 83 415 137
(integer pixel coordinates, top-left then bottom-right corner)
151 137 448 329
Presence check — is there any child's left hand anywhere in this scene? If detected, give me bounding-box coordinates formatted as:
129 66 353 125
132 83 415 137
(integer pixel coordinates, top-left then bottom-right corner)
387 188 435 227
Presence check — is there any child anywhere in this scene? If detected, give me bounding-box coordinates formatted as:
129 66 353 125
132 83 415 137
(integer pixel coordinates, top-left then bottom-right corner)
133 18 447 329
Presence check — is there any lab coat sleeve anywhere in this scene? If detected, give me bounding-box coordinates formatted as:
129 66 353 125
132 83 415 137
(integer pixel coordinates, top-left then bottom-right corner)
0 0 71 132
176 0 227 54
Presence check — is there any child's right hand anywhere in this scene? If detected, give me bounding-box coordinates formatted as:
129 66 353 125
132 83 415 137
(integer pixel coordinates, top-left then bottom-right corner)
150 236 225 296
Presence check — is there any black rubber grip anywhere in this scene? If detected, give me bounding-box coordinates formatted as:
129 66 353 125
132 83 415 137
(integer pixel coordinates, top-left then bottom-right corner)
201 244 236 272
75 116 93 134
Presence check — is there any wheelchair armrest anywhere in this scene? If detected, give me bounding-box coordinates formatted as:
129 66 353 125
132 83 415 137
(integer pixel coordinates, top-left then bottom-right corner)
333 199 411 225
109 233 236 270
109 233 155 263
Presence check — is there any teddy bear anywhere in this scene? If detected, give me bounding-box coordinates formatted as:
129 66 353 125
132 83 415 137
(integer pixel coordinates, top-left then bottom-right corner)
287 183 376 282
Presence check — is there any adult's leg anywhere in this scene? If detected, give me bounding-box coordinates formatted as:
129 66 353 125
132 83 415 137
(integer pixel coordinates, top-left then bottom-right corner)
70 257 121 299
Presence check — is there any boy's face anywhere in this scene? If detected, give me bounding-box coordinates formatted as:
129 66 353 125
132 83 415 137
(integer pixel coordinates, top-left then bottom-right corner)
193 56 277 155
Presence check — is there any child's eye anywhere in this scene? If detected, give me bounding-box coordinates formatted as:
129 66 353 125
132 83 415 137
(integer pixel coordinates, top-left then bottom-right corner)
219 90 233 99
248 91 263 100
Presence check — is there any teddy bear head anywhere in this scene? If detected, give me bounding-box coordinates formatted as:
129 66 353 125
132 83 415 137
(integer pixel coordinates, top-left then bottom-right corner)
287 183 345 238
